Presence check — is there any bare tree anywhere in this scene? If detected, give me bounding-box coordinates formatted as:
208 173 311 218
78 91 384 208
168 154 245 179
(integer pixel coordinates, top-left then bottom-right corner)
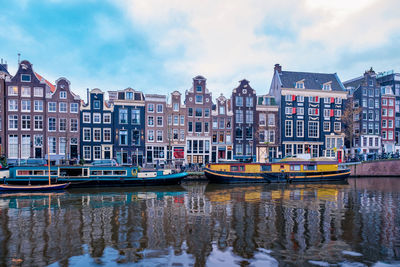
341 97 362 154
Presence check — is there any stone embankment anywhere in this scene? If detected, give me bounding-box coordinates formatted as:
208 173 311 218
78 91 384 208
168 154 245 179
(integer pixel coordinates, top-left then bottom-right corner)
342 159 400 177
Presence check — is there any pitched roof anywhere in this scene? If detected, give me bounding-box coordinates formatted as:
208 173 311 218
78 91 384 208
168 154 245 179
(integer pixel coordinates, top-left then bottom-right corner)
0 64 9 75
279 71 345 91
34 72 55 92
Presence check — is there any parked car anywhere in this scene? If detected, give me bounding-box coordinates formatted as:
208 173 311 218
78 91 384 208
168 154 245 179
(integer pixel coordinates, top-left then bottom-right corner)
91 159 119 166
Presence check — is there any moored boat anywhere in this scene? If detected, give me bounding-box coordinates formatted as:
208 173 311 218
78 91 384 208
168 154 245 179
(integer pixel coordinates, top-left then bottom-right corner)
0 183 70 191
204 158 350 183
1 166 188 187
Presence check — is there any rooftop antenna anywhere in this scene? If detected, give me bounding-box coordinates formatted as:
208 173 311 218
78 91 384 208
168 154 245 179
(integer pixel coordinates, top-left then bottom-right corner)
18 53 21 64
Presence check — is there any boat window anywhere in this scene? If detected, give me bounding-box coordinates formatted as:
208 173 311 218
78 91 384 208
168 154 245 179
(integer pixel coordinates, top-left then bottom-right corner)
113 170 127 176
290 165 301 171
103 170 113 175
44 171 58 175
231 166 238 171
304 165 316 171
17 170 31 176
239 166 245 171
83 169 89 177
33 170 44 175
261 165 271 171
91 170 102 175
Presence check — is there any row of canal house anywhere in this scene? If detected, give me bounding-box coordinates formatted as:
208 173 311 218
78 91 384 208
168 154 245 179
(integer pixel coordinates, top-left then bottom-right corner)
1 59 356 166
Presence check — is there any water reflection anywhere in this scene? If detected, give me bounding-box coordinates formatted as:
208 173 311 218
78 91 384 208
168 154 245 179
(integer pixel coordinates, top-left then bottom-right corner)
0 179 399 266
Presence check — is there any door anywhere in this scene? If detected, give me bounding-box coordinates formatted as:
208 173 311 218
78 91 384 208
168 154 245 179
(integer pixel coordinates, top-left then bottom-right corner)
122 152 128 165
70 145 78 159
35 148 42 158
337 150 343 163
104 151 111 159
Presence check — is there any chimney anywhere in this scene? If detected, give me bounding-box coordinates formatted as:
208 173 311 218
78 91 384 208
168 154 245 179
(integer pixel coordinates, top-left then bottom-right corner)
18 53 21 65
274 64 282 73
87 88 90 103
0 59 7 71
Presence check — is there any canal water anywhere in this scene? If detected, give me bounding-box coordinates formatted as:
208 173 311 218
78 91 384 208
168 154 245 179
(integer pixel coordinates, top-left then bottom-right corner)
0 178 399 267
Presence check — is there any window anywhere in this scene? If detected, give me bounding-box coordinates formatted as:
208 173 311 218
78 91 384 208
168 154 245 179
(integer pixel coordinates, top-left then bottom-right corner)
148 130 154 141
285 95 292 101
236 144 243 155
382 109 387 116
148 104 154 112
219 118 225 129
195 122 202 133
195 108 203 117
334 109 342 117
93 113 101 124
34 100 43 112
246 110 253 123
235 110 243 123
389 99 394 106
389 109 394 117
48 117 56 131
8 86 18 96
119 109 128 124
246 97 253 107
204 108 210 117
156 130 163 142
59 137 66 155
285 120 293 137
388 131 393 140
148 116 154 126
324 97 330 104
219 105 225 115
70 103 78 113
180 115 185 125
173 115 179 125
269 130 275 143
57 102 66 113
297 95 304 102
389 120 393 128
104 128 111 142
309 96 319 103
173 103 179 111
324 109 330 118
227 118 232 128
322 84 331 91
8 135 18 158
157 116 163 126
180 130 185 141
34 115 43 130
34 135 43 147
60 91 67 99
195 95 203 104
296 120 304 137
157 104 163 113
83 128 91 141
382 120 387 128
59 118 67 131
132 110 140 124
21 74 31 82
188 122 193 132
323 121 330 132
119 130 127 145
259 113 266 126
8 115 18 130
236 96 243 106
246 127 253 139
93 128 101 142
268 114 275 126
308 108 319 116
48 137 56 154
382 131 387 139
335 98 342 104
8 100 18 111
83 112 91 123
334 122 341 132
188 108 193 117
245 144 252 155
126 92 133 100
382 99 387 106
132 129 140 145
93 100 100 109
21 100 31 112
34 87 43 97
21 87 30 97
205 122 209 133
48 102 56 112
103 113 111 124
369 99 374 108
296 82 304 89
21 115 31 130
285 107 292 115
308 121 319 138
93 146 101 160
196 85 202 92
70 119 78 132
83 146 91 160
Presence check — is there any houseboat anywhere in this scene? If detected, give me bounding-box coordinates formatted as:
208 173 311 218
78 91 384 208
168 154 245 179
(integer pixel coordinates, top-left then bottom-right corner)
204 158 350 183
1 166 187 187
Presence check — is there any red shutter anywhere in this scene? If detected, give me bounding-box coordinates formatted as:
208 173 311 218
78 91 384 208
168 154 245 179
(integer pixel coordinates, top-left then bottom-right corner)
292 107 296 114
331 97 334 103
316 96 319 102
292 95 296 101
330 109 334 117
316 109 319 115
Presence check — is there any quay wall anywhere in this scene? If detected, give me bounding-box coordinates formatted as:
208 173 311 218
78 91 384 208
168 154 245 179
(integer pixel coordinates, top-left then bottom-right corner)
343 160 400 177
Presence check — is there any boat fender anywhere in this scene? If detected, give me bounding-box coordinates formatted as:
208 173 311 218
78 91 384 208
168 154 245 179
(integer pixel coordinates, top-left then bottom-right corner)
132 168 138 177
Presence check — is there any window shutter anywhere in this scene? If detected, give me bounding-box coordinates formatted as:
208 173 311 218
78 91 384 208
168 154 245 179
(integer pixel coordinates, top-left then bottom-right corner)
331 97 334 103
292 95 296 101
316 96 319 102
316 109 319 115
292 107 296 114
330 109 334 117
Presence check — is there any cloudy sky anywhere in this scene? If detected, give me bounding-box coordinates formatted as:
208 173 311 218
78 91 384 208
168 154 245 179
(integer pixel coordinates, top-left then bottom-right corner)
1 0 399 100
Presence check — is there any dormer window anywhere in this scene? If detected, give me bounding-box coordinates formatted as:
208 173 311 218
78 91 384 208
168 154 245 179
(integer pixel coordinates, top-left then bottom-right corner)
196 86 202 92
322 83 332 91
295 81 304 89
21 74 31 82
126 92 133 100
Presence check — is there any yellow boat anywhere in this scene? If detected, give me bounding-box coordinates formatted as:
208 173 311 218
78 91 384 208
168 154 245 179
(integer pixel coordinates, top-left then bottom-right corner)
204 158 350 183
